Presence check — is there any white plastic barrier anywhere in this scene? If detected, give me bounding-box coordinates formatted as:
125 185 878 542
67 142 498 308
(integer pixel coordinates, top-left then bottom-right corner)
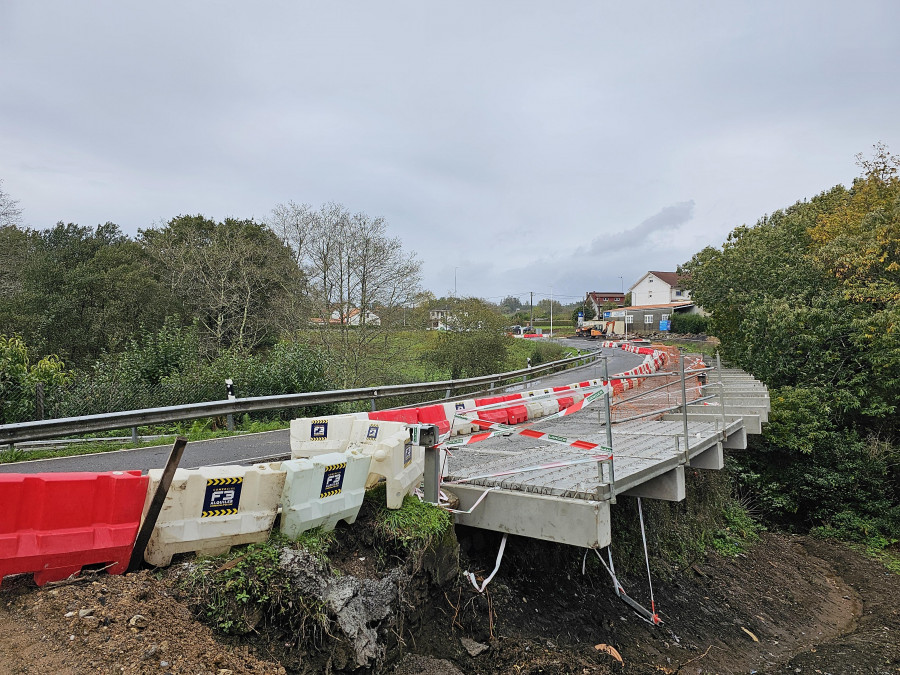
290 413 366 456
443 399 478 435
523 400 544 420
540 399 560 416
524 387 553 399
290 415 423 510
142 464 286 567
279 450 371 538
363 427 424 509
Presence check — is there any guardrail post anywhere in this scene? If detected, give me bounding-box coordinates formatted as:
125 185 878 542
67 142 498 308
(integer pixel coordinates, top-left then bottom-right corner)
131 426 138 444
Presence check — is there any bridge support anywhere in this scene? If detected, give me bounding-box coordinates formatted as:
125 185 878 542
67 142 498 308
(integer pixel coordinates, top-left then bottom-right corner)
621 466 685 502
690 442 724 470
451 485 611 549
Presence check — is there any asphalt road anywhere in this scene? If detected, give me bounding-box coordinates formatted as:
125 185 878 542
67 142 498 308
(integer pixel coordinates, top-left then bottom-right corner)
0 341 644 474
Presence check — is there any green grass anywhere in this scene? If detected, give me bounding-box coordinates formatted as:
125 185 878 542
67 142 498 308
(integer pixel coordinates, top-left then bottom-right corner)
366 483 453 552
180 533 332 638
711 501 764 557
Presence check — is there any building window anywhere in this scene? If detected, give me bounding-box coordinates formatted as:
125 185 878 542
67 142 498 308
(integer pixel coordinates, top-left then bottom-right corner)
644 314 654 324
661 314 669 321
675 290 682 296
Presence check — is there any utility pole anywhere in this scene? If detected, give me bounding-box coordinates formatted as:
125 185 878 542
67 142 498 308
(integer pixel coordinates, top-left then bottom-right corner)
530 291 533 329
550 286 553 338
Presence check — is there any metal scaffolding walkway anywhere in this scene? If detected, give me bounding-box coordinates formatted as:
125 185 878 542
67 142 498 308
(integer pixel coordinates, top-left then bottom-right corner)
443 365 768 549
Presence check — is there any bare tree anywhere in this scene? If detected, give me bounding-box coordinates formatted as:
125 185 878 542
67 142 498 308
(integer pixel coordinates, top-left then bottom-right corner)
0 179 23 228
142 215 302 352
269 202 422 387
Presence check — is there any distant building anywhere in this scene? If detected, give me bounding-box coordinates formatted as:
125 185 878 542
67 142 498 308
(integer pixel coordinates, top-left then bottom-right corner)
308 307 381 327
629 271 692 307
585 291 626 317
429 309 453 330
602 301 696 336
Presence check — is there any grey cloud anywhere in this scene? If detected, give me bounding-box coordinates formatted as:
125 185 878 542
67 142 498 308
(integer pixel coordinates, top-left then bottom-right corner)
581 201 696 256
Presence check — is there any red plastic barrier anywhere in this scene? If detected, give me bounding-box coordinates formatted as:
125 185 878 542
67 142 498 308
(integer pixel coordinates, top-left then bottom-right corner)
557 396 574 410
474 408 509 427
501 393 522 401
369 409 419 424
417 405 450 435
0 471 149 586
578 381 592 388
475 395 506 407
552 386 570 392
506 404 529 424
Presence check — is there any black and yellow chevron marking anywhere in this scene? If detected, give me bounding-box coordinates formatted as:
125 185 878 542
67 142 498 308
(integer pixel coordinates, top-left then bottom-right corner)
324 462 346 472
320 489 342 498
201 508 238 517
206 477 243 486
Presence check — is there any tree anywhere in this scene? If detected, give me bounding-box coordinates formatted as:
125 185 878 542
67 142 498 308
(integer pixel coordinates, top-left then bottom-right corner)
141 215 301 353
0 334 68 424
499 295 522 315
680 145 900 543
269 202 422 387
572 303 596 324
422 297 511 379
0 179 22 228
2 222 175 366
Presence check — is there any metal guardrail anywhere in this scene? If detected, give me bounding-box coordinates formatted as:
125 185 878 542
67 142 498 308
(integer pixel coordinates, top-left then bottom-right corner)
0 351 599 445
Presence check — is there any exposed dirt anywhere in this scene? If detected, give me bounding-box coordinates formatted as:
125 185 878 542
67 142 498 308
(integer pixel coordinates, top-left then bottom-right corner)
1 532 897 674
418 530 896 674
0 570 283 674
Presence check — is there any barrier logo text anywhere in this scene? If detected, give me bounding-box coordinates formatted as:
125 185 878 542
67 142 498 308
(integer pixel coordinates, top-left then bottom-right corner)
367 424 379 440
310 420 328 440
202 476 243 517
404 441 413 468
320 463 346 498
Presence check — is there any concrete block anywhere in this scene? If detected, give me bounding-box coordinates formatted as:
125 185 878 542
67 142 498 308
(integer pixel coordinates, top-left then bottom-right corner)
723 425 747 450
691 442 724 470
621 466 685 501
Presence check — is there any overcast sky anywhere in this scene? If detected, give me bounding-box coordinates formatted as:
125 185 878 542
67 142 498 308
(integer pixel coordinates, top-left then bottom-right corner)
2 1 898 305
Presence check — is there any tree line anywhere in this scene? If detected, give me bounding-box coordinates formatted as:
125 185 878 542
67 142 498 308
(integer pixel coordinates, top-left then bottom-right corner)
681 143 900 547
0 196 432 422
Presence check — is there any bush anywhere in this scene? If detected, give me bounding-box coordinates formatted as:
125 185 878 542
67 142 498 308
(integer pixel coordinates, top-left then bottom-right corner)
529 341 568 367
731 387 900 541
670 313 709 334
37 330 337 422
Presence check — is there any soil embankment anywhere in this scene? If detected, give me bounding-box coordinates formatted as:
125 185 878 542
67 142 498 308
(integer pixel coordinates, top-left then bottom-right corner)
1 531 897 674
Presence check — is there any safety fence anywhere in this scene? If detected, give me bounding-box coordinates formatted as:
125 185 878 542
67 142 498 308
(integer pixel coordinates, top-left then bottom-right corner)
0 342 706 587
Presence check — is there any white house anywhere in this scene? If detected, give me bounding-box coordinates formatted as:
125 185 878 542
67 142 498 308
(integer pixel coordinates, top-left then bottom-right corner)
629 271 692 307
308 307 381 327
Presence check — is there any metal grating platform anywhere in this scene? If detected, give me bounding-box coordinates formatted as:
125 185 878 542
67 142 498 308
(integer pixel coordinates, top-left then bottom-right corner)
442 374 764 549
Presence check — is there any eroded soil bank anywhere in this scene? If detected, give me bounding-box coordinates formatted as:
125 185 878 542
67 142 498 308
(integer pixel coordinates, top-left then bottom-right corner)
1 531 897 674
